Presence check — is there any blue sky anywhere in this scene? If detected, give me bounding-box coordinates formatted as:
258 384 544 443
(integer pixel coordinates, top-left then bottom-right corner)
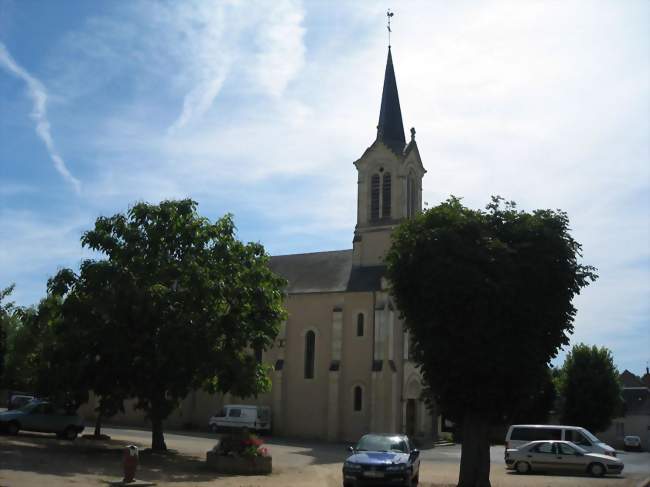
1 0 648 374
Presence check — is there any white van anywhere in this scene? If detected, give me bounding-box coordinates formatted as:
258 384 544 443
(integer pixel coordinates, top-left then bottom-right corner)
505 425 617 457
208 405 271 434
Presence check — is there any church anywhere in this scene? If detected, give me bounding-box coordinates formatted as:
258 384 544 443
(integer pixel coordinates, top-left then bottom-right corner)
231 45 432 442
85 46 435 443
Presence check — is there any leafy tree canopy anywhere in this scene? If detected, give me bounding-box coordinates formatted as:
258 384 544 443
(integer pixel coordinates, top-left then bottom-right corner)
51 199 286 450
0 284 17 388
557 343 623 433
386 196 597 487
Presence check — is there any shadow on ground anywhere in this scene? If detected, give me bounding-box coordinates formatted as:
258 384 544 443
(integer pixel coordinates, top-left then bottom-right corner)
0 432 229 483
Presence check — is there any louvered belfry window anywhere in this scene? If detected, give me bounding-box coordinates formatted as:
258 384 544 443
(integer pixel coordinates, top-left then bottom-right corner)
382 173 391 218
370 174 380 221
407 174 414 217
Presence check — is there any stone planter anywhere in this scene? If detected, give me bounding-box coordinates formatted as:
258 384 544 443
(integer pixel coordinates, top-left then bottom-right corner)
206 450 272 475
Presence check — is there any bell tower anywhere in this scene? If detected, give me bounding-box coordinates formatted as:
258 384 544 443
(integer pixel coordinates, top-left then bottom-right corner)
352 47 426 267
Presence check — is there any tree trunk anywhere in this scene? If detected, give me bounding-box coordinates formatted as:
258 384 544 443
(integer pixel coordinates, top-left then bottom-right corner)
94 413 102 437
431 400 439 441
151 411 167 451
457 411 491 487
150 398 167 451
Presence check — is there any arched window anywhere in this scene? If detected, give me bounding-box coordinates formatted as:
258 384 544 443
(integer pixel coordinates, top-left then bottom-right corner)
304 331 315 379
370 174 380 221
354 386 363 411
410 176 417 217
407 175 413 218
382 172 391 218
407 172 418 218
356 313 364 337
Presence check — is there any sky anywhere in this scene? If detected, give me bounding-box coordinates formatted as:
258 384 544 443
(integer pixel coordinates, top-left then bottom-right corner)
0 0 648 374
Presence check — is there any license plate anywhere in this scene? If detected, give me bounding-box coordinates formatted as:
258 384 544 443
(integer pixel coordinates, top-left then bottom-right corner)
363 470 384 478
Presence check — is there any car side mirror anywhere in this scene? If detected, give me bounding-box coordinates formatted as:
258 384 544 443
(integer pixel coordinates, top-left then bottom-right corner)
410 449 420 459
348 446 355 453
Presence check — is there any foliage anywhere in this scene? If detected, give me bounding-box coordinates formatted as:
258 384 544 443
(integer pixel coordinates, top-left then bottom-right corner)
2 301 52 394
386 196 597 487
51 199 286 450
0 284 16 386
556 343 623 433
509 366 557 424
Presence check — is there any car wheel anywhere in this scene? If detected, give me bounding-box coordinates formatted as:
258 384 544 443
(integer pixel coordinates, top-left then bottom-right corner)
6 421 20 436
210 424 219 433
515 461 531 474
63 426 78 441
588 462 606 477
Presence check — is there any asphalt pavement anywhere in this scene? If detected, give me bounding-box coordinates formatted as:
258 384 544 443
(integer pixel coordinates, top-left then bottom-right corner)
102 425 650 479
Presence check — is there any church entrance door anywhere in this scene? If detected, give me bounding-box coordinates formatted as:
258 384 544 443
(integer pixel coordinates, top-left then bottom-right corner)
406 399 416 437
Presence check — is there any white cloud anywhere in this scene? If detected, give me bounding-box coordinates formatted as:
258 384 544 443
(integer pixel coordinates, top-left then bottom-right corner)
1 0 648 371
251 0 305 97
0 42 81 193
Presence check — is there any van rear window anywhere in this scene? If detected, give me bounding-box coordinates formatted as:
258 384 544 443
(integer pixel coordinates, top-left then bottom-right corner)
511 427 561 441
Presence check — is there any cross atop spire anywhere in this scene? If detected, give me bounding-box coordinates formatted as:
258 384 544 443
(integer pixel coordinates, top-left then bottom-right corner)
376 47 406 154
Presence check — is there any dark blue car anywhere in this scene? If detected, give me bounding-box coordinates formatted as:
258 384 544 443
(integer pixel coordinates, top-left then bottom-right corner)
342 433 420 486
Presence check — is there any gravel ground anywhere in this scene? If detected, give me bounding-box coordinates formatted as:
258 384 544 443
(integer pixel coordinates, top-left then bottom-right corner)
1 428 648 487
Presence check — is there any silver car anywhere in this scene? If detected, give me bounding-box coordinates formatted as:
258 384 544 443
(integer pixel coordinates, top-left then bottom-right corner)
0 400 85 440
505 440 624 477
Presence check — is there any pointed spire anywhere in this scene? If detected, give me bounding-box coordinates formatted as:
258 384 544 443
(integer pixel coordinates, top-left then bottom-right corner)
377 47 406 154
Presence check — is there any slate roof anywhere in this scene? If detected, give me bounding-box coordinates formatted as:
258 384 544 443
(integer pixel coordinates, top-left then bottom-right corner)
269 249 385 294
377 47 406 154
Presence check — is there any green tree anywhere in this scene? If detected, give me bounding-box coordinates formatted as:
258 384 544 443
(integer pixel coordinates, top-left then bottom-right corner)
557 343 623 433
509 366 557 425
47 266 132 436
386 196 596 487
0 284 16 387
51 199 286 450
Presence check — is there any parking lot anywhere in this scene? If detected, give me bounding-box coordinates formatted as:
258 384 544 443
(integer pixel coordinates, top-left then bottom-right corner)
1 426 649 486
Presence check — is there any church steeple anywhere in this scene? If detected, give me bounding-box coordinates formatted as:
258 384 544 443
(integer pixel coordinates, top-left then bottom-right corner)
377 47 406 154
352 42 425 267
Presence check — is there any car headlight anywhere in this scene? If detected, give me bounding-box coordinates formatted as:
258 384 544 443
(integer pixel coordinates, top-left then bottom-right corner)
386 463 407 471
344 462 362 471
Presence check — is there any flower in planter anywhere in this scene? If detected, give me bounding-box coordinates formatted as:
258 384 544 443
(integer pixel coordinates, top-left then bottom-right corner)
241 434 268 457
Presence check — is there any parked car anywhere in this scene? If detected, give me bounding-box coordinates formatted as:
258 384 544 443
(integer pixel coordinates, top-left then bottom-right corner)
7 393 36 410
505 424 617 457
208 405 271 433
505 440 624 477
623 435 642 451
0 400 85 440
342 433 420 487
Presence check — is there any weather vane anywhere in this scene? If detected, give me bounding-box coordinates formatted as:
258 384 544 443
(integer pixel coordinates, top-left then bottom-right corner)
387 9 394 47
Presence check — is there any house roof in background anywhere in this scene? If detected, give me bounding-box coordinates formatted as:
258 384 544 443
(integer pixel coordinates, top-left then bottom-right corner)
620 369 645 388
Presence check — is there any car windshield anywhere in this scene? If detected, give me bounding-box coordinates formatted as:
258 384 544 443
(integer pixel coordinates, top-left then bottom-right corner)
355 435 408 453
580 429 600 443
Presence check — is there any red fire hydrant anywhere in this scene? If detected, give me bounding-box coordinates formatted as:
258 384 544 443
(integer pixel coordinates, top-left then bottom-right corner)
122 445 139 483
